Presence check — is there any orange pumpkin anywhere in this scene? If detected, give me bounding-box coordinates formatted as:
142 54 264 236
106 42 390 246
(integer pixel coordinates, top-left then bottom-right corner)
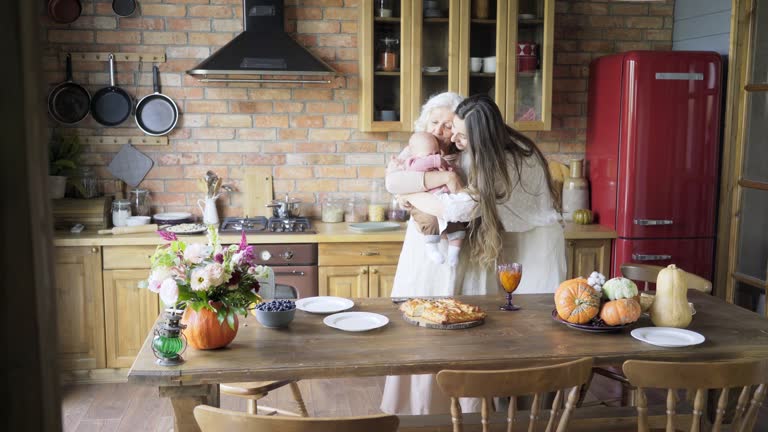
554 278 601 324
599 298 642 326
181 303 239 350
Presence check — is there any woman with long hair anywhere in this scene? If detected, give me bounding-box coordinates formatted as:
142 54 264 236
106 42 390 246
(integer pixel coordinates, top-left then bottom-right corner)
381 94 565 415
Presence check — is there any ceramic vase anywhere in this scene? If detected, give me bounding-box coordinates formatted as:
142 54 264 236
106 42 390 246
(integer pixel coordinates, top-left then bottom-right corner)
562 159 589 221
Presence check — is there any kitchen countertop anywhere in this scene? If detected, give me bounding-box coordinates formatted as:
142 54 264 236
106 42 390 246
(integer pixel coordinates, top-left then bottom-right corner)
53 221 616 247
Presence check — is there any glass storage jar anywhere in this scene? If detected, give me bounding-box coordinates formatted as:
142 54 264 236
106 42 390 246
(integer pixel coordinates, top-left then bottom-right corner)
321 199 345 223
111 199 131 227
345 198 368 223
368 202 388 222
129 188 151 216
388 196 409 221
74 167 99 198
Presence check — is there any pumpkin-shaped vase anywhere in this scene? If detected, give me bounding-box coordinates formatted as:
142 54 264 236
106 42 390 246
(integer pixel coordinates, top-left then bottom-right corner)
181 303 239 350
554 278 601 324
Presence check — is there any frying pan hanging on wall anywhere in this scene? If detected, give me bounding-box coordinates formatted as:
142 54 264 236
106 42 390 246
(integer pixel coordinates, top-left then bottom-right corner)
112 0 137 17
90 53 132 127
48 0 82 24
135 66 179 136
48 54 90 125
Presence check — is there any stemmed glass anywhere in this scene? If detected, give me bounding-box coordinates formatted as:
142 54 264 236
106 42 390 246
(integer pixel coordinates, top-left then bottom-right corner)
497 263 522 311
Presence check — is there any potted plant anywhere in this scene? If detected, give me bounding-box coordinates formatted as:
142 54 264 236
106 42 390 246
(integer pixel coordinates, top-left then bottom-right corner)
49 134 81 199
140 227 269 350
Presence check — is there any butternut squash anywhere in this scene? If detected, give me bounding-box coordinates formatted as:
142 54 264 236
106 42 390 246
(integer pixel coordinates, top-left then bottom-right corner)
649 264 692 328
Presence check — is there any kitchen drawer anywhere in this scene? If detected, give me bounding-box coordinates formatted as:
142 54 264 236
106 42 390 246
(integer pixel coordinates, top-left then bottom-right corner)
319 242 403 266
103 246 158 270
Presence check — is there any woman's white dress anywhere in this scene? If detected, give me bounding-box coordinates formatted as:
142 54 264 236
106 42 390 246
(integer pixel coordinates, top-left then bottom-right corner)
380 150 566 415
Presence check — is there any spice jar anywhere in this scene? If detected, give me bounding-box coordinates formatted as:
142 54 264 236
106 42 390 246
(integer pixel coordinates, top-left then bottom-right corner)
379 37 399 72
129 188 151 216
345 198 368 223
111 199 132 227
321 199 345 223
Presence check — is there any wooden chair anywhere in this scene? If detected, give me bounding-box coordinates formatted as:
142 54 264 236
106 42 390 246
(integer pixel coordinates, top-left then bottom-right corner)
435 357 594 432
590 263 713 407
620 263 712 293
193 405 399 432
219 380 309 417
622 359 768 432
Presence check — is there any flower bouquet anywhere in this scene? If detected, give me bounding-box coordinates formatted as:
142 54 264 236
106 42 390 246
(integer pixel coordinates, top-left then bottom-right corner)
141 227 268 349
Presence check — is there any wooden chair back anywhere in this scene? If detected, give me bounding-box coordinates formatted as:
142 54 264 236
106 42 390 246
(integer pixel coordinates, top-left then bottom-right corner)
193 405 399 432
436 357 593 432
622 359 768 432
620 263 712 293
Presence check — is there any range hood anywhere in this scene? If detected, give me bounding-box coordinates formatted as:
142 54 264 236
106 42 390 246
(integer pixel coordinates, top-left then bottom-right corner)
187 0 337 83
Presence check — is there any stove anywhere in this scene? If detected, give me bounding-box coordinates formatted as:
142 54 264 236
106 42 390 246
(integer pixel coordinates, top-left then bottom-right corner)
219 216 315 234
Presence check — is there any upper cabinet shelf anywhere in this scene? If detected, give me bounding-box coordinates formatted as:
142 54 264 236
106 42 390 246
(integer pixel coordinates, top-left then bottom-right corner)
358 0 554 132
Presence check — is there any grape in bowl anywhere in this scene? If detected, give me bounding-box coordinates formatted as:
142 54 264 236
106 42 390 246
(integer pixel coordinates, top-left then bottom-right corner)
253 300 296 328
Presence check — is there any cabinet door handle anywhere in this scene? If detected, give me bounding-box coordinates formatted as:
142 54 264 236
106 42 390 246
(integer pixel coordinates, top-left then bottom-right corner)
360 268 369 274
371 268 379 274
634 219 673 226
91 247 99 253
360 251 380 256
632 253 672 261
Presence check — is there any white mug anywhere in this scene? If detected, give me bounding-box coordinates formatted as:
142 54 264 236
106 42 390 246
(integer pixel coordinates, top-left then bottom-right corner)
197 198 219 226
470 57 483 73
483 56 497 73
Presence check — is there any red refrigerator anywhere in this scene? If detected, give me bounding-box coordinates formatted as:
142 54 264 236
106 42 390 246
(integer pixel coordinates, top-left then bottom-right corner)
585 51 722 280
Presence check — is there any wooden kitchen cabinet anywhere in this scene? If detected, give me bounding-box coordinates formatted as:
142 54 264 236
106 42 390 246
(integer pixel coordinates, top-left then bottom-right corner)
359 0 554 132
566 239 612 279
103 270 161 368
54 246 106 371
319 243 402 298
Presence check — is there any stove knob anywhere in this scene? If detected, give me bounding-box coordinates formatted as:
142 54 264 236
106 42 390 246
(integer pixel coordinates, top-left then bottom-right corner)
280 250 294 260
260 250 272 261
298 224 306 232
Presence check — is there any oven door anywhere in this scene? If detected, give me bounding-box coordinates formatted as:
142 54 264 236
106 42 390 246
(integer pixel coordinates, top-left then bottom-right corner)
272 265 318 299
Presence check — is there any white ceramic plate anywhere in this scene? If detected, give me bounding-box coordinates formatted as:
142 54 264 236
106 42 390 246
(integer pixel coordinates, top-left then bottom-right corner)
295 296 355 314
630 327 705 348
348 222 401 233
153 212 192 222
324 312 389 332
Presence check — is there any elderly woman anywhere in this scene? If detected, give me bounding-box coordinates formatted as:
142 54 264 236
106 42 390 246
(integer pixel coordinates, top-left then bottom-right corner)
381 94 566 415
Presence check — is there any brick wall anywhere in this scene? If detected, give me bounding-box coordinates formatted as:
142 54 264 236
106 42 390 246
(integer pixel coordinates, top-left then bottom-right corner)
41 0 674 218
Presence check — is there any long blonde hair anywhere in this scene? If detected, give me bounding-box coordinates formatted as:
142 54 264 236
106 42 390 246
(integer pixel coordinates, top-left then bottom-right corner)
455 95 557 268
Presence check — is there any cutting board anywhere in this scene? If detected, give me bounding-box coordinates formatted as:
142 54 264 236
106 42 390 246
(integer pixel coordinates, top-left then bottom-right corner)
243 167 273 218
401 313 484 330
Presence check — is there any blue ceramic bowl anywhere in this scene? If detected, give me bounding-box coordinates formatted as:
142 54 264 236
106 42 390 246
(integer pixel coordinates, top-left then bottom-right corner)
254 308 296 328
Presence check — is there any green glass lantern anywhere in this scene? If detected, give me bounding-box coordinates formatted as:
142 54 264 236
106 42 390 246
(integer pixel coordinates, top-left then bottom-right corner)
152 308 187 366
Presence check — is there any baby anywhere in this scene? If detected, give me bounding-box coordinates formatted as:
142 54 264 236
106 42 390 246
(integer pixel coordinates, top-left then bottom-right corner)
404 132 467 267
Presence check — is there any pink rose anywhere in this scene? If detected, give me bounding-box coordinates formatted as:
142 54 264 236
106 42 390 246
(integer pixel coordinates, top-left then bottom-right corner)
184 243 208 264
205 263 226 286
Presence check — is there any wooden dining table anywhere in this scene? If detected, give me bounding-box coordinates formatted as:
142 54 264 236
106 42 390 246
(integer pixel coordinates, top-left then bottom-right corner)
128 291 768 432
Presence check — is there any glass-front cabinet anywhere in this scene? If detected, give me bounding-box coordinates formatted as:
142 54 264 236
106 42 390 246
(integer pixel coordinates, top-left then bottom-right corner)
359 0 413 132
359 0 553 132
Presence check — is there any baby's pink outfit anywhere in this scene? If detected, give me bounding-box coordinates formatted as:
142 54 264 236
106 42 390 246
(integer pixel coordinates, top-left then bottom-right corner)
404 154 453 194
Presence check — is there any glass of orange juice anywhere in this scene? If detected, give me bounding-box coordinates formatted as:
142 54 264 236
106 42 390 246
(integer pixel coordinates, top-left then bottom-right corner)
498 262 522 311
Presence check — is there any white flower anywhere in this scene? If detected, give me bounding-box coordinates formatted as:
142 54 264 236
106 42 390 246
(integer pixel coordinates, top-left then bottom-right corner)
148 267 172 293
248 265 270 280
232 251 244 266
184 243 208 264
190 268 211 292
206 263 227 286
159 278 179 306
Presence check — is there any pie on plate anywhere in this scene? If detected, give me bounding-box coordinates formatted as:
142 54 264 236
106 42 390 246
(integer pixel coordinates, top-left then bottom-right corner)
400 298 486 325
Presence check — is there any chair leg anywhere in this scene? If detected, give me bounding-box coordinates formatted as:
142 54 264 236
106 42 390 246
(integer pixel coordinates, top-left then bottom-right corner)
577 369 594 407
247 399 257 415
289 382 309 417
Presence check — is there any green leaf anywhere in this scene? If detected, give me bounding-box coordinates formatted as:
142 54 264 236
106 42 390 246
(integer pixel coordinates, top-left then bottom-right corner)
226 310 236 330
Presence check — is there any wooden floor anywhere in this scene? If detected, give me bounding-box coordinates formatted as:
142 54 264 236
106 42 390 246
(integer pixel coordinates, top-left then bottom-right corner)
61 374 768 431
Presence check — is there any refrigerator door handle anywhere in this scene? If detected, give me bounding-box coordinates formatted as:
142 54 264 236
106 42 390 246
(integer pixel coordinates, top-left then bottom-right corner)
634 219 674 226
633 253 672 261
